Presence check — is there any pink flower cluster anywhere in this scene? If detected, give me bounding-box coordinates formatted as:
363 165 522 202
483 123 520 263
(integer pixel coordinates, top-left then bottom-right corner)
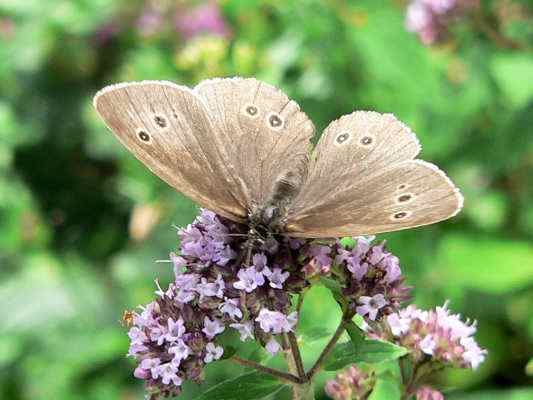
405 0 479 44
383 302 487 369
325 364 374 400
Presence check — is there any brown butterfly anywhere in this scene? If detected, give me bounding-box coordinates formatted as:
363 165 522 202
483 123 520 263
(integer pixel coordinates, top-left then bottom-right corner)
93 78 462 239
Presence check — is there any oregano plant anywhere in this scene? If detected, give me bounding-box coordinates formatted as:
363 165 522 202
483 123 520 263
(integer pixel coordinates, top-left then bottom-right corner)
125 209 485 399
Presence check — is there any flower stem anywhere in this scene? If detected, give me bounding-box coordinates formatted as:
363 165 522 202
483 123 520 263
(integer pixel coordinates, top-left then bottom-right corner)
306 317 348 380
230 355 303 384
287 332 306 380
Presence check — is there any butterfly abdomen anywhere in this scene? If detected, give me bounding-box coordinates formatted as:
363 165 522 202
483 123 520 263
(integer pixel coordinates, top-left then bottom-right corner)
270 170 302 205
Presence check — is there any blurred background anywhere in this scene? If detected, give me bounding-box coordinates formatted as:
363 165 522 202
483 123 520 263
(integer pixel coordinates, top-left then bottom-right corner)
0 0 532 399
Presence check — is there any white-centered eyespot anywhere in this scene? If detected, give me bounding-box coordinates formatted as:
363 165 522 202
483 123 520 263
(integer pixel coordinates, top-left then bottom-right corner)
390 210 412 221
358 134 375 148
266 112 284 131
137 129 151 143
334 132 351 146
242 103 260 118
153 114 168 128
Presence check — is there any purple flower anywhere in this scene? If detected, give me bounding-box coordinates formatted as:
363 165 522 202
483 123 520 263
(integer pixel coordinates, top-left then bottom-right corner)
202 316 225 339
424 0 457 14
383 255 402 283
348 260 369 281
150 324 167 346
309 245 333 270
128 342 148 357
174 273 199 304
153 362 182 386
263 266 290 289
204 342 224 363
387 313 410 336
405 0 479 45
265 338 281 355
134 302 158 327
134 366 150 379
460 336 486 369
252 253 268 269
230 321 254 341
128 327 148 344
197 274 225 299
420 334 437 355
155 279 175 298
233 266 265 293
164 317 186 343
356 294 388 321
435 302 476 338
171 252 187 276
169 340 191 365
175 2 231 39
219 298 243 319
139 358 161 379
256 309 297 334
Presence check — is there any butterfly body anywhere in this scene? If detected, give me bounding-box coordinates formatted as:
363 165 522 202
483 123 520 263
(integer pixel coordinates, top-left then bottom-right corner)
94 77 463 240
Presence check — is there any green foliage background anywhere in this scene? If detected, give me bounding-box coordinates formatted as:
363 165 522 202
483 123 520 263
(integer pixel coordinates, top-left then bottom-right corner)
0 0 532 399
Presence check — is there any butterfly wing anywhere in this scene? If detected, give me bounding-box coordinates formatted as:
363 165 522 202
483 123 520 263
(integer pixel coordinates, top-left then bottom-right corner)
93 81 247 222
194 77 315 210
286 112 462 237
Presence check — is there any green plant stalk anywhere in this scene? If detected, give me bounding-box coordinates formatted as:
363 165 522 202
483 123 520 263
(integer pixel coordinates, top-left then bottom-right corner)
284 336 315 400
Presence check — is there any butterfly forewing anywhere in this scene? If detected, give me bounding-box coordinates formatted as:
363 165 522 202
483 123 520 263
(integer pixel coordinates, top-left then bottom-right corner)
93 81 247 222
194 78 315 209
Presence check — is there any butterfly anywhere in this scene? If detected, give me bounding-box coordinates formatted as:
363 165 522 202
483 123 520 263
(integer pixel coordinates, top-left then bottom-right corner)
93 77 463 239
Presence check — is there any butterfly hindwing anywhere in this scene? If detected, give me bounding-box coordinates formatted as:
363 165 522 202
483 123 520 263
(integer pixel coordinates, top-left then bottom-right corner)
286 112 462 237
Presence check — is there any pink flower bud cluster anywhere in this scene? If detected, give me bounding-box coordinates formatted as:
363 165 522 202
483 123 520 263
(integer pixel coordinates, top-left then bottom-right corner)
416 386 445 400
405 0 480 44
325 364 374 400
382 302 487 369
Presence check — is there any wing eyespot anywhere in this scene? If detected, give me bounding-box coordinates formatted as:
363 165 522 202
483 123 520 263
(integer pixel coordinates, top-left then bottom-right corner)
154 115 168 128
396 193 414 204
397 184 407 191
358 135 375 147
242 103 260 118
266 112 284 131
334 132 351 146
137 129 151 143
391 211 412 221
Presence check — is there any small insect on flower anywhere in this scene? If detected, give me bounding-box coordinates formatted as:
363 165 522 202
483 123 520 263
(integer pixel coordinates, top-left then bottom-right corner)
121 309 135 327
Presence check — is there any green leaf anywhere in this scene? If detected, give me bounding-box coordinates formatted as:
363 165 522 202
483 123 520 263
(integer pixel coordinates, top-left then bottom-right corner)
194 371 285 400
438 234 533 294
368 375 401 400
490 53 533 108
302 326 332 342
339 236 356 248
345 321 365 344
319 276 345 302
324 339 407 371
526 358 533 377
